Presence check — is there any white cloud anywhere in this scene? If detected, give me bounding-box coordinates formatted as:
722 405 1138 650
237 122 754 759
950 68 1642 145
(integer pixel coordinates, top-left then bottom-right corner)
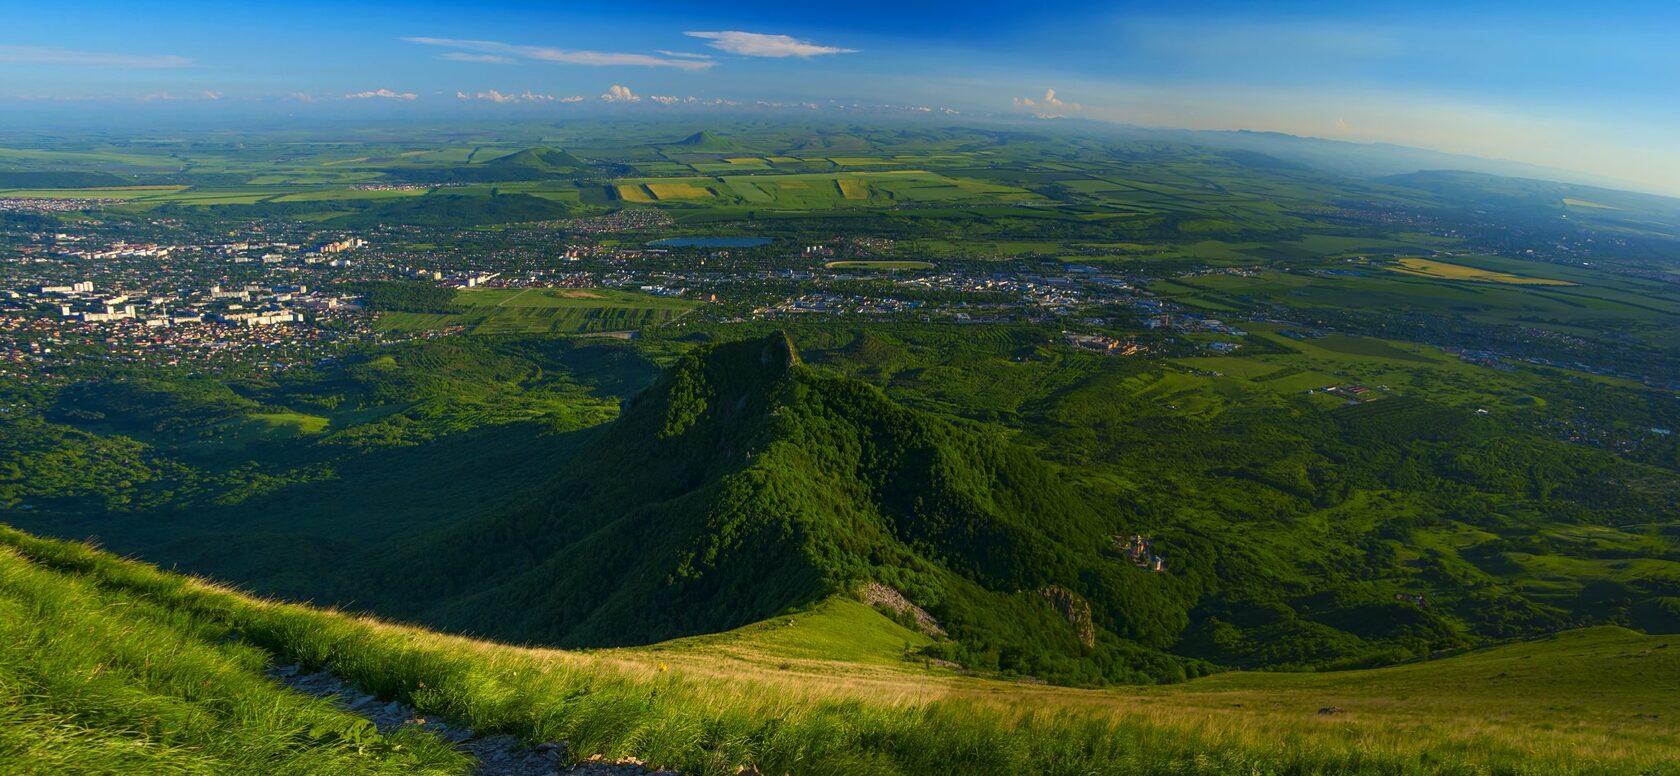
455 89 581 104
600 84 639 103
287 92 318 102
0 45 192 69
684 31 856 58
440 52 516 64
1013 88 1080 116
346 88 417 100
648 94 685 105
655 50 713 60
406 37 713 71
138 91 223 102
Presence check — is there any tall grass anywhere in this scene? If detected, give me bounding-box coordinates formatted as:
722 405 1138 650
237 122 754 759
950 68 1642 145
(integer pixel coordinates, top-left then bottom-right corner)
0 541 469 774
1 525 1672 776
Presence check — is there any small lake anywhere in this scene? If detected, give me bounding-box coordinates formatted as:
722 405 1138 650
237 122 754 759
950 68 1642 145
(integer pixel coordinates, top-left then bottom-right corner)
649 237 773 248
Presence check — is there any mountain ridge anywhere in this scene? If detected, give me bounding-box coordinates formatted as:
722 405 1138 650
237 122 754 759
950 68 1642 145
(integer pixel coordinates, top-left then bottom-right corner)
380 333 1205 683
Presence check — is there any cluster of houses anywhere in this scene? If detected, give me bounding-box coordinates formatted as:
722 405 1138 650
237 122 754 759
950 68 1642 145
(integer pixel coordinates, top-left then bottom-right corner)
1144 312 1248 337
0 197 122 213
757 292 923 317
1062 330 1142 356
1309 383 1389 403
56 242 174 261
1118 535 1166 573
21 280 357 329
313 237 367 256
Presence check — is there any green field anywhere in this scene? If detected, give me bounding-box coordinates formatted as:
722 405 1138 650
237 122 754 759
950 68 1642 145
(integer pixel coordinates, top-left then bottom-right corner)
0 185 190 200
374 287 699 335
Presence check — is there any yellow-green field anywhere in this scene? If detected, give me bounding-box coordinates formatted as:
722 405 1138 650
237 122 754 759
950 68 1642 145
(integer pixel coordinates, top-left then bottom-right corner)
836 178 869 199
1388 257 1575 285
615 184 654 202
645 182 714 200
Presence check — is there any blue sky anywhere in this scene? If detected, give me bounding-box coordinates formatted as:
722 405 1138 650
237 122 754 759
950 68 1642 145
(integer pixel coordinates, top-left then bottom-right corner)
3 1 1678 193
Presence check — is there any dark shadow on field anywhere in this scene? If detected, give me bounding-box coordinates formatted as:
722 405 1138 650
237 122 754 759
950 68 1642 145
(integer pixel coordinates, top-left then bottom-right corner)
7 419 602 613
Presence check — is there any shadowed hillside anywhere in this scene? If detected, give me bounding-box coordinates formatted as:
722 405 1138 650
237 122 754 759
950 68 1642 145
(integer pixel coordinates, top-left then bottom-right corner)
380 333 1205 683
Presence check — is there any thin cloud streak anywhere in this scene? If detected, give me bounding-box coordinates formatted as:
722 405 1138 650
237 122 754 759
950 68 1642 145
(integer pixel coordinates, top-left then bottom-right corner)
0 45 192 69
440 52 515 64
406 37 713 70
684 31 856 58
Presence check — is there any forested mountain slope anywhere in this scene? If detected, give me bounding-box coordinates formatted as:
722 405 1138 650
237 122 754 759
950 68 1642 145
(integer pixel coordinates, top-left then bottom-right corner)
383 333 1203 682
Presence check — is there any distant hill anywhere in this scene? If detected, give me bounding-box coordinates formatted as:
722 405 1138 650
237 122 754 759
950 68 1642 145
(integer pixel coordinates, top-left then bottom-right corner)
666 131 755 153
0 170 135 188
1383 169 1680 211
378 146 585 183
481 146 585 172
382 333 1206 684
1040 118 1641 190
1380 169 1680 240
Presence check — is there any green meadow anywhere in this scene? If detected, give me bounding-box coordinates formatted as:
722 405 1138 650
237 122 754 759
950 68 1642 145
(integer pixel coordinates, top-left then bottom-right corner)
374 287 699 336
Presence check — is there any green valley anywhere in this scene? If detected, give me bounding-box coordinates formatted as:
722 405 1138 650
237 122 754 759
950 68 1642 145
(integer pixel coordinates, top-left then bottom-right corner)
3 117 1679 774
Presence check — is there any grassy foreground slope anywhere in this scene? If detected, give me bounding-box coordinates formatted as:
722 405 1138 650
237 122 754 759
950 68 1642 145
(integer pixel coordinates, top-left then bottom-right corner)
0 534 468 774
2 525 1678 775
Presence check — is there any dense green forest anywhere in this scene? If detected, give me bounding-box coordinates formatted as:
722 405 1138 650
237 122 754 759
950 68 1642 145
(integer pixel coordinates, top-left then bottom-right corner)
8 328 1676 686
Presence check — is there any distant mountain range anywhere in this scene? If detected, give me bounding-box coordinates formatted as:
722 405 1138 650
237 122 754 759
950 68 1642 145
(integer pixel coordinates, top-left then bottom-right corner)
1071 120 1647 193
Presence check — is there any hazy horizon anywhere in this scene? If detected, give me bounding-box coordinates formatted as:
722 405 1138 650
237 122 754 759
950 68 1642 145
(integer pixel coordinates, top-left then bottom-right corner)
3 1 1678 195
